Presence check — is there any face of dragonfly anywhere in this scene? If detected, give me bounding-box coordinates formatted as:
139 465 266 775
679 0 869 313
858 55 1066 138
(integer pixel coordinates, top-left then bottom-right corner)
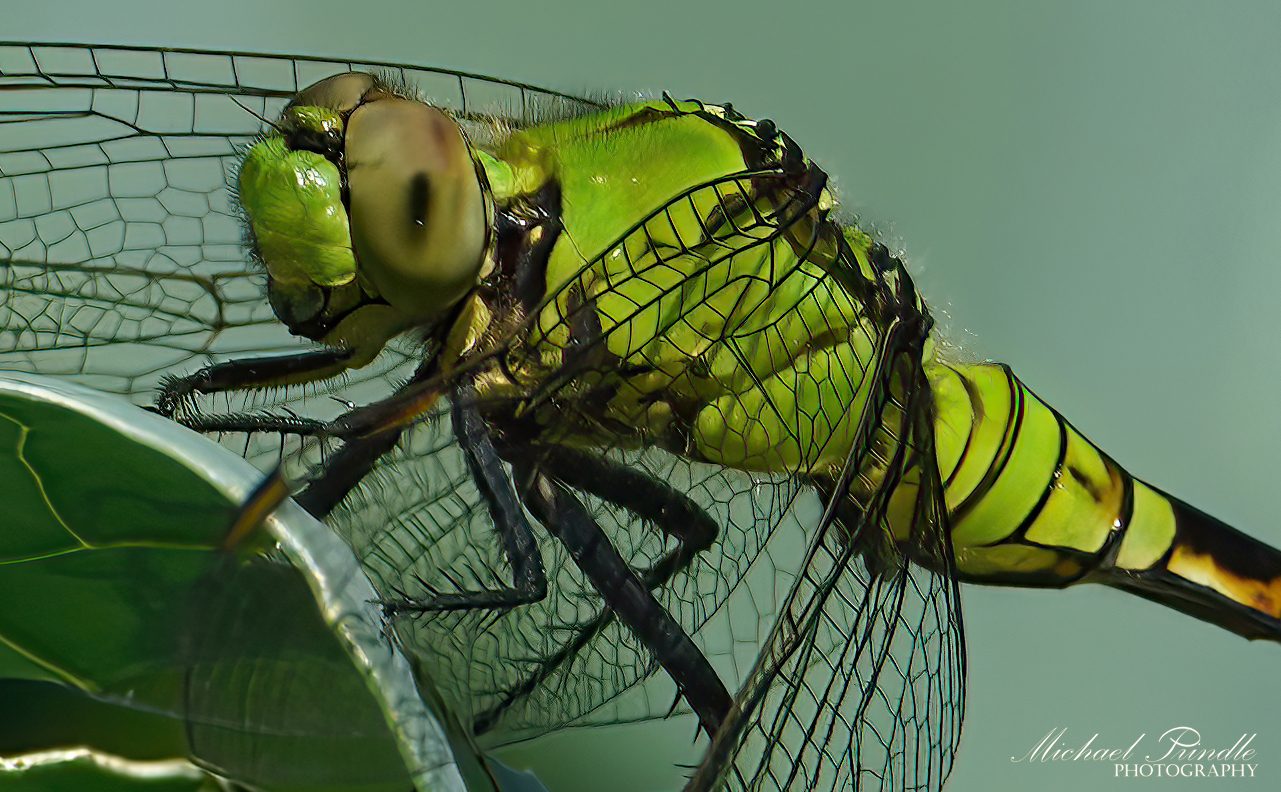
238 72 492 344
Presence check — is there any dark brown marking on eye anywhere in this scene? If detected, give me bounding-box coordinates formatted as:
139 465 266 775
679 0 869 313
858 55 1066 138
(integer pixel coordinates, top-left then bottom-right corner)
409 172 430 230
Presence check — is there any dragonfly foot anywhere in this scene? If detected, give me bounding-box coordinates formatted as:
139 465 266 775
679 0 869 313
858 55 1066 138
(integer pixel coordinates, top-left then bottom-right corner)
381 572 547 617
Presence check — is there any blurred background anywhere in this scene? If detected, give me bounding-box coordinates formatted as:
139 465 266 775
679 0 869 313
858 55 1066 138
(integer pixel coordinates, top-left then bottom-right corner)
7 2 1281 790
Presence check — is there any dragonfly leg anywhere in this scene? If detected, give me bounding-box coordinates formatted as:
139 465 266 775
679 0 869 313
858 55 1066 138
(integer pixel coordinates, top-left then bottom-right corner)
152 347 356 417
291 357 441 518
508 457 732 737
471 447 720 735
177 411 327 437
382 382 548 616
523 445 720 566
293 428 406 518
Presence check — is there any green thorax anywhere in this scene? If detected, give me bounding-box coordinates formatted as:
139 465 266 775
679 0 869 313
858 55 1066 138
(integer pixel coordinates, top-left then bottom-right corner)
474 98 925 480
484 99 753 293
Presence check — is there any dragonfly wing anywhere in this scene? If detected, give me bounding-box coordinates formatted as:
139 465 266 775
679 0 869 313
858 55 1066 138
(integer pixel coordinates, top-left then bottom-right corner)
688 359 966 792
330 417 805 741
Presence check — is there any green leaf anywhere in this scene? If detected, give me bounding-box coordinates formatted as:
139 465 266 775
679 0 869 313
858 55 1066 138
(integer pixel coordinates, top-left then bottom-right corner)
0 373 493 792
0 679 186 761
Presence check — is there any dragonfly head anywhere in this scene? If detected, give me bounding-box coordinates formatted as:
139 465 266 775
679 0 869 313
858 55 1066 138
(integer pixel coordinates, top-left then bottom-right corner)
238 72 492 343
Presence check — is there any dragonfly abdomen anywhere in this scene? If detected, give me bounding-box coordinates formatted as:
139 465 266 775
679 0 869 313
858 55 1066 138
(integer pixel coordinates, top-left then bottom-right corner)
929 359 1281 641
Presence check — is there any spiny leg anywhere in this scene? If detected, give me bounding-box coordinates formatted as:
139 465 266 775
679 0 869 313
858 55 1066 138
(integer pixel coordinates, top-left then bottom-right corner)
509 458 732 738
178 411 327 437
473 445 720 733
179 410 332 482
531 445 720 565
216 356 437 543
183 354 430 518
381 381 548 615
294 428 405 519
154 347 357 416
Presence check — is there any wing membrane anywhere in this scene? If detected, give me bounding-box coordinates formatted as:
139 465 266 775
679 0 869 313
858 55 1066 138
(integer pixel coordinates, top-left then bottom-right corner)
688 351 965 791
334 423 807 739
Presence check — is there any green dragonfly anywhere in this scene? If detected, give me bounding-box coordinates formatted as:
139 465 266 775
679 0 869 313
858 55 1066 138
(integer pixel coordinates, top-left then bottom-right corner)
2 43 1279 792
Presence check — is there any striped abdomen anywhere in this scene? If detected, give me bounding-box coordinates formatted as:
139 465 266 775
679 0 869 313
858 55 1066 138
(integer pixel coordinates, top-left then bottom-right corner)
929 361 1281 642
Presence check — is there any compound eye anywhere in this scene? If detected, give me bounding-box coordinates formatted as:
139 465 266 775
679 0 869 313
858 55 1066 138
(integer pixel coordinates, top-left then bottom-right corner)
290 72 376 113
344 98 487 317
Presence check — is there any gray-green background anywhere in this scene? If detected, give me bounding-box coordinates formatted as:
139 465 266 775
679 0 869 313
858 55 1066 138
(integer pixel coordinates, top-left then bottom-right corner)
8 1 1281 790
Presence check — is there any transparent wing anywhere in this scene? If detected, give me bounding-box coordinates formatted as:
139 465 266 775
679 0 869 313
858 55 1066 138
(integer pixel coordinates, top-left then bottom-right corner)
688 351 966 792
0 42 601 467
333 412 809 738
331 153 966 790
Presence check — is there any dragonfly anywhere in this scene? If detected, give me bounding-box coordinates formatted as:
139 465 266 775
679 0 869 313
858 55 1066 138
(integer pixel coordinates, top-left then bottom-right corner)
2 42 1279 792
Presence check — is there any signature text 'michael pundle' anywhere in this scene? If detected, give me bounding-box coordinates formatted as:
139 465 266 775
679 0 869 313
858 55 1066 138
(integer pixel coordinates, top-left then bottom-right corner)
1010 726 1258 778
